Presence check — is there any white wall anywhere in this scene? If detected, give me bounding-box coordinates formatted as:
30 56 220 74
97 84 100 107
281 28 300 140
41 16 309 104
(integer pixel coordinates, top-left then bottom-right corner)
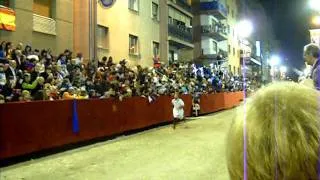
168 7 192 26
200 15 218 26
201 37 218 55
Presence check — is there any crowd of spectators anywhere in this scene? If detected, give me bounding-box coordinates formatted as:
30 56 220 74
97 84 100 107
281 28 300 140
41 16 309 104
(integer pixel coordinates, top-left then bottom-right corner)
0 41 253 104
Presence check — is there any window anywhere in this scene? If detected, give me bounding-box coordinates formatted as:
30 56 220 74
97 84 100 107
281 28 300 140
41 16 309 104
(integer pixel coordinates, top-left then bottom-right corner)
33 0 52 17
212 40 217 54
233 66 236 74
228 45 231 54
153 41 160 58
229 65 231 72
168 16 173 24
0 0 10 7
232 10 234 18
233 48 235 56
129 34 139 55
152 2 159 21
129 0 139 12
97 25 109 50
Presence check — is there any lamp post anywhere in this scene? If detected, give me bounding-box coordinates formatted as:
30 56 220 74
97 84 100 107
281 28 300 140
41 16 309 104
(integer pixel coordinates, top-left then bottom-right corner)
236 19 253 180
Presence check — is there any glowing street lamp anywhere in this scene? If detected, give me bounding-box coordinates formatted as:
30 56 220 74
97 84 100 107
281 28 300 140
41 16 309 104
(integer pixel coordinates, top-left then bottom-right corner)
236 20 254 38
310 0 320 12
269 55 281 66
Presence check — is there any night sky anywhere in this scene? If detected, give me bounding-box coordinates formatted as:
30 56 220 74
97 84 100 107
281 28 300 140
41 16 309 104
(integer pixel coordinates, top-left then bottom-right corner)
259 0 311 71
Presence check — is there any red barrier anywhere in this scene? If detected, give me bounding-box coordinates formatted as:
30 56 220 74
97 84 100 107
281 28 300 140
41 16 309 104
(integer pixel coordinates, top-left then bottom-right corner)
0 95 192 160
199 91 244 115
199 93 225 114
0 92 243 160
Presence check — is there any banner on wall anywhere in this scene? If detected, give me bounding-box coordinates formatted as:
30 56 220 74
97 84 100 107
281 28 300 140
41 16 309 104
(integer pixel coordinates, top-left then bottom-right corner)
310 29 320 46
0 6 16 31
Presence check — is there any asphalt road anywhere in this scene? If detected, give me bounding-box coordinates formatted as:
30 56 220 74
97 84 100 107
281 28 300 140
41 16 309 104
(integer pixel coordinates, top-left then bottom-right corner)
0 108 237 180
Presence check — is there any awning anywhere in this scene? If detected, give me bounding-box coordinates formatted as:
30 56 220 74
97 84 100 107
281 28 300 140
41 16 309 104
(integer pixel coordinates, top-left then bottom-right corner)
250 58 261 66
0 6 16 31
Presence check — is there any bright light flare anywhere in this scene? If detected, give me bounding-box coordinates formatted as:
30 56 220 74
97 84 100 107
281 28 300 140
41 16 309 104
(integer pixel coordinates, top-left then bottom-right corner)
269 55 281 66
237 20 253 38
310 0 320 12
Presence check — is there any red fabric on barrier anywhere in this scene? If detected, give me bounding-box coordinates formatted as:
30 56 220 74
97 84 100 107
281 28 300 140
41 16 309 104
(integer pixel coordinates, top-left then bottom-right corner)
0 100 75 159
199 93 225 114
199 92 244 115
0 95 192 160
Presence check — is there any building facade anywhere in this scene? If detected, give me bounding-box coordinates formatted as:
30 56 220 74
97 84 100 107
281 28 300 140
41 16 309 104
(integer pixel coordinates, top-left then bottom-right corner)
0 0 74 55
74 0 194 67
193 0 241 74
165 0 194 64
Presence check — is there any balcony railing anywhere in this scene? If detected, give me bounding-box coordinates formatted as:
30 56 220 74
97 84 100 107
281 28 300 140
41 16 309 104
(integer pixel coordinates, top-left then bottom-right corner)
200 0 228 19
201 24 228 41
33 14 56 35
168 24 193 43
169 0 192 13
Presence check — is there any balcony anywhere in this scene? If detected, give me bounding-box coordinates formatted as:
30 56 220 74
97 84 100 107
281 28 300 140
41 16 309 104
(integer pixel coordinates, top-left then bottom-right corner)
33 14 56 35
168 0 193 17
201 24 228 41
200 1 228 20
168 24 193 46
199 49 227 60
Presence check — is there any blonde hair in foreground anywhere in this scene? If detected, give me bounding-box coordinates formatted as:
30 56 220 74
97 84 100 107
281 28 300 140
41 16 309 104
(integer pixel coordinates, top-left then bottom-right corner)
227 82 320 180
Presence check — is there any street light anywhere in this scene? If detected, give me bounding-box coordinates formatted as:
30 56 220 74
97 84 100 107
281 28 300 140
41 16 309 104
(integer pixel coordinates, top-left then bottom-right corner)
269 55 281 66
310 0 320 12
236 20 254 38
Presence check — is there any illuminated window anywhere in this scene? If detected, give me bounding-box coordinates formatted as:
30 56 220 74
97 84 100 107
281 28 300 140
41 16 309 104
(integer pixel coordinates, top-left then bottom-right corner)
153 41 160 58
97 25 109 50
33 0 52 17
129 34 139 55
129 0 139 12
0 0 10 7
152 2 159 20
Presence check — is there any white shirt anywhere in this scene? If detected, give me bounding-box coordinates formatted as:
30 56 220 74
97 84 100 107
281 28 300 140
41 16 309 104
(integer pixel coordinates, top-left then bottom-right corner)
172 98 184 119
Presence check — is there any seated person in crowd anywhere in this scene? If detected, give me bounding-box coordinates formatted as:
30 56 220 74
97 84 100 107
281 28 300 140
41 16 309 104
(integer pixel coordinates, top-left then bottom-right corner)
227 82 320 179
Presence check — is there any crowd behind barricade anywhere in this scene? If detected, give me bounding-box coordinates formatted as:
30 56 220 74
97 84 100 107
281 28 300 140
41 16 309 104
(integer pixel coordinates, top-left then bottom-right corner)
0 41 255 104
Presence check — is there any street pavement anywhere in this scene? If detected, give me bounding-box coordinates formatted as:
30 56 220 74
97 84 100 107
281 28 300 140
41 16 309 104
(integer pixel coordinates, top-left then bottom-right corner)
0 108 237 180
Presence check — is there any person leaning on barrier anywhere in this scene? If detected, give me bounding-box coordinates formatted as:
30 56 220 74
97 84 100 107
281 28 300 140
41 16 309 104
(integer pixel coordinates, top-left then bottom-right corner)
227 82 320 180
304 43 320 90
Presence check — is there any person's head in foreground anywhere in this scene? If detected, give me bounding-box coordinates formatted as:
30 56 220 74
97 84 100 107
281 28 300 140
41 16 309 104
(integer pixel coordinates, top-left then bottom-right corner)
304 43 319 66
227 82 320 180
